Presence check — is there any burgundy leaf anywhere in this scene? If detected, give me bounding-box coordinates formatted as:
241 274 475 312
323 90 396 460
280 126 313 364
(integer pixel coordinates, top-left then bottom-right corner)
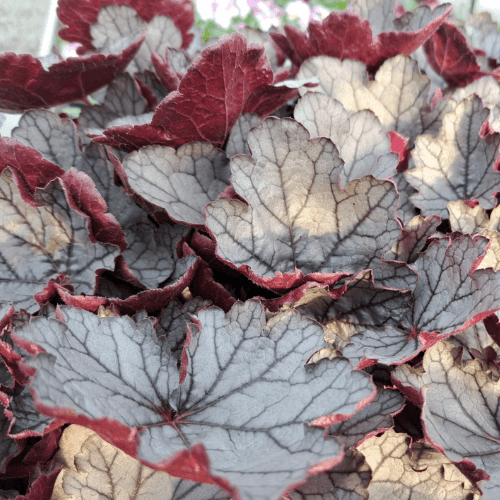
57 0 194 53
0 137 65 198
424 22 484 87
0 36 144 113
96 33 297 152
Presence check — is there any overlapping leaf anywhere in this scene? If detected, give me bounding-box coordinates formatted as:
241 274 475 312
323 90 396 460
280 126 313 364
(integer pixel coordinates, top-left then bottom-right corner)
96 34 297 152
448 200 500 272
89 4 184 72
294 92 398 187
206 117 413 291
393 340 500 498
77 72 151 145
15 301 375 500
0 167 122 311
357 428 481 499
296 235 500 366
57 0 195 53
270 4 451 71
0 35 144 112
54 426 229 500
297 54 447 143
405 95 500 217
121 142 230 226
289 449 371 500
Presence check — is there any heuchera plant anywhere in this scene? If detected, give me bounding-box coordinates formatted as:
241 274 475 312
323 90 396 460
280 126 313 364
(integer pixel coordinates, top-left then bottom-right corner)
3 0 500 498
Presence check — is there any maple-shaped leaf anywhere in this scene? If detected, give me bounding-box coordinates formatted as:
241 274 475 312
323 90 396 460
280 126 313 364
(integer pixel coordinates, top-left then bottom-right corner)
296 54 446 144
0 35 144 113
298 235 500 367
392 340 500 498
54 426 229 500
289 448 371 500
357 428 481 499
77 72 150 145
121 142 230 226
0 168 122 311
424 22 484 87
57 0 194 54
294 92 398 187
205 117 413 291
448 200 500 272
88 4 185 72
270 4 451 71
405 95 500 217
15 301 375 500
96 33 297 152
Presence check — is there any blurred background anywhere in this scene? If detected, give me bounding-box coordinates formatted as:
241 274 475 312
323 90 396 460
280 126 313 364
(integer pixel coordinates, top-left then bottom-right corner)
1 0 499 59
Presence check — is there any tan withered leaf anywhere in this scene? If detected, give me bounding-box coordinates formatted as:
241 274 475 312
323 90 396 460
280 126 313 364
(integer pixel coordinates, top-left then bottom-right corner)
448 200 500 271
289 448 371 500
357 428 481 499
393 340 500 497
405 95 500 217
52 425 229 500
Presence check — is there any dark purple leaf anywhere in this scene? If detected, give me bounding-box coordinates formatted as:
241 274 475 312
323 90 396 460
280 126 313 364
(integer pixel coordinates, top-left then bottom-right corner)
0 36 144 112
